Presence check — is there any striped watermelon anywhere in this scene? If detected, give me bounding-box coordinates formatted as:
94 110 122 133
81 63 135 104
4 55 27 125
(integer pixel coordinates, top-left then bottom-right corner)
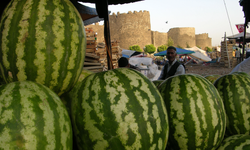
0 81 72 149
152 80 164 88
0 0 86 96
204 74 221 84
158 74 226 149
60 69 94 118
217 134 250 150
214 74 250 136
69 68 169 149
231 72 250 78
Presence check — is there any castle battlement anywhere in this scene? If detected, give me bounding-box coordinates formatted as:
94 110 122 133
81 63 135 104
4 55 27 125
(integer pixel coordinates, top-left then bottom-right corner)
110 10 149 17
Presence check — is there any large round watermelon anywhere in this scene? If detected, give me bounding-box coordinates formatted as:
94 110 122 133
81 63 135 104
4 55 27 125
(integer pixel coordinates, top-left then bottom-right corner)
217 134 250 150
158 74 226 150
0 0 86 96
204 74 221 84
69 68 169 150
214 74 250 136
0 81 72 149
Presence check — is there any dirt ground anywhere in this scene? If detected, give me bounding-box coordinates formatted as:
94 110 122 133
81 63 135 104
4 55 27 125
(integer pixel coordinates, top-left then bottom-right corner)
185 63 234 76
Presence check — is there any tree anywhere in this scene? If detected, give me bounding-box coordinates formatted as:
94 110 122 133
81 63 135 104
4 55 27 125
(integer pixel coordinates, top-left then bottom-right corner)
166 37 174 47
144 44 156 54
177 45 183 49
206 46 213 52
186 42 191 48
157 45 168 52
129 45 143 52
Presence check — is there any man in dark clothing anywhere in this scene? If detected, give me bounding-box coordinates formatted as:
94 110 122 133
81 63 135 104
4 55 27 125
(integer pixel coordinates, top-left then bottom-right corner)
158 46 185 80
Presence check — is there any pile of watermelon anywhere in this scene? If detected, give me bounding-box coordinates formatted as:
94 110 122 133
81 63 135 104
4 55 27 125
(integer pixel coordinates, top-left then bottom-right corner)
1 0 250 149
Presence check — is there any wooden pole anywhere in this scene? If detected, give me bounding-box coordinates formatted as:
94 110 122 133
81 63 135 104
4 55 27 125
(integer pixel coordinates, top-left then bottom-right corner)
242 17 247 61
95 0 113 70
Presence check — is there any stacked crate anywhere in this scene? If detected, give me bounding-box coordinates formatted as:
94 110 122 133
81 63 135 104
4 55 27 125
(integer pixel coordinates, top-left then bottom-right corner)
84 28 103 72
220 40 237 68
96 41 122 69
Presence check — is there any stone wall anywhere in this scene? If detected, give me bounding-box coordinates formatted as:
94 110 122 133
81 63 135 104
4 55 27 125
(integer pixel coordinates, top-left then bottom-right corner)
196 33 212 49
167 27 196 48
84 11 212 50
151 31 168 48
109 10 151 49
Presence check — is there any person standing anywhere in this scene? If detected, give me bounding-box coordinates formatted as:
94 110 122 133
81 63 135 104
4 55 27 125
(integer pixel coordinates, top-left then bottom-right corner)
246 45 250 59
158 46 185 80
235 48 241 64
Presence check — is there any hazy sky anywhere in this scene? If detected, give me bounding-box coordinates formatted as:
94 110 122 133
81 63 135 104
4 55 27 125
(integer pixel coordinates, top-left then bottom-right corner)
81 0 250 47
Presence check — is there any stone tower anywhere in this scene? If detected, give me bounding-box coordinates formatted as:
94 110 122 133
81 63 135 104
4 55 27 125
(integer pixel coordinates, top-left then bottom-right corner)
109 10 152 49
168 27 196 48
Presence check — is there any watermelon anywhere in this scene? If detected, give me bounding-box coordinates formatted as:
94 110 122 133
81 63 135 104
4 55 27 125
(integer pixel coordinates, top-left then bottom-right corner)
0 0 86 96
158 74 226 149
60 69 94 117
231 72 250 78
152 80 164 88
0 81 72 149
217 134 250 150
69 68 169 149
214 74 250 136
204 74 221 84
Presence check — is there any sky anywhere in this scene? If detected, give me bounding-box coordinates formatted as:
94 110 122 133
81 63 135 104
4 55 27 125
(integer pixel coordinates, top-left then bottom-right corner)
80 0 250 47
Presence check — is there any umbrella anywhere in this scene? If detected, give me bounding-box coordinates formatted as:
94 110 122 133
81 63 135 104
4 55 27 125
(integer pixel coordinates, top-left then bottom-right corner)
154 47 195 56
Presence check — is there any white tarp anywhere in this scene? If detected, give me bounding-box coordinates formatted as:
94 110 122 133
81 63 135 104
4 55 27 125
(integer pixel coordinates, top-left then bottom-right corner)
129 57 158 79
227 32 250 39
185 46 211 62
230 57 250 74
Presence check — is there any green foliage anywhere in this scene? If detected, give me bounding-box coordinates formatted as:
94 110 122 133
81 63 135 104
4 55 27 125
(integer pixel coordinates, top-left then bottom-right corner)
197 45 201 49
177 45 183 49
144 44 156 54
186 42 190 48
206 47 213 52
157 45 168 52
129 45 143 52
166 37 174 47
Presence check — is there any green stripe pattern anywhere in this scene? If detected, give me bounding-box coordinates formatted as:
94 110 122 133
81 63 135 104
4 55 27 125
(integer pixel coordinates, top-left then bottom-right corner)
69 68 169 150
0 81 72 149
158 74 226 150
0 0 86 96
217 134 250 150
214 74 250 136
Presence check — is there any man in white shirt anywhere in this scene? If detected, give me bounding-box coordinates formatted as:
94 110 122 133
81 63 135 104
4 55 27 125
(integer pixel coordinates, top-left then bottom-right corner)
158 46 185 80
235 48 241 64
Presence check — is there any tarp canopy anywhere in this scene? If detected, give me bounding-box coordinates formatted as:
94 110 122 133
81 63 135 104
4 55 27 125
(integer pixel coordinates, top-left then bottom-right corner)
122 49 141 57
185 46 211 62
227 32 250 41
154 47 195 56
230 57 250 74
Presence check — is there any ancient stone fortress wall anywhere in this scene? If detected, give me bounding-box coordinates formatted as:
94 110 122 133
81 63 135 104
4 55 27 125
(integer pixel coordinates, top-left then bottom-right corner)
152 31 168 48
168 27 196 48
109 10 152 50
85 10 212 50
196 33 212 49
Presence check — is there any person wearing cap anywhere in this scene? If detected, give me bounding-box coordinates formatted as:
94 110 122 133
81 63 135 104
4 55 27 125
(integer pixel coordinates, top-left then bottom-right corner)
158 46 185 80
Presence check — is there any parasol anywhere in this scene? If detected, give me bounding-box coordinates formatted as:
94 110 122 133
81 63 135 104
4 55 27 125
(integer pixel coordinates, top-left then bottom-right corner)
154 47 195 56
